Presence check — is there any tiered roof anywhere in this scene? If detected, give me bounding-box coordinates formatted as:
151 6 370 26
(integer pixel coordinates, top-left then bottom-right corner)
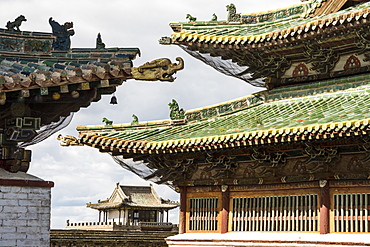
74 1 370 186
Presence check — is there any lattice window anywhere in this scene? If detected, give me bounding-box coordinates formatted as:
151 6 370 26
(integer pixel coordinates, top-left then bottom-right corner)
189 197 219 231
231 194 318 232
333 193 370 232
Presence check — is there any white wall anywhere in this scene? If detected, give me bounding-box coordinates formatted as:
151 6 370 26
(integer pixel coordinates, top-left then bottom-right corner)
108 209 120 221
0 185 51 247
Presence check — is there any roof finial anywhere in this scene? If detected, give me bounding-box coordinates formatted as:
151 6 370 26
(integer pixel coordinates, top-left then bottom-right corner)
96 33 106 49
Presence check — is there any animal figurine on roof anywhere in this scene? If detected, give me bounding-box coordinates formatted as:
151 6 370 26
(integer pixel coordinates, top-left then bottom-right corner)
186 14 197 22
102 117 113 126
211 13 218 22
168 99 185 120
6 15 27 32
49 17 75 51
131 114 139 125
226 3 241 22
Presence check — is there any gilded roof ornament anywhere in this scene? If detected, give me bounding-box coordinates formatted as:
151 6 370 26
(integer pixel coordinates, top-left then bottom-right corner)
158 36 172 45
131 57 184 82
57 134 82 146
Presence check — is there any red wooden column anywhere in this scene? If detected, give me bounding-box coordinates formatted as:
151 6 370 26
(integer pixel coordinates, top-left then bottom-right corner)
319 180 330 234
179 186 187 234
221 185 230 234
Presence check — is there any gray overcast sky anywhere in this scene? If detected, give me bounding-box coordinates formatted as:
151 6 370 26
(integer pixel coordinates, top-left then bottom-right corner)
1 0 298 228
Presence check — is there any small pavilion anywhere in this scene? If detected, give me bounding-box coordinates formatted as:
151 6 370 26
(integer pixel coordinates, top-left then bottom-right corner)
86 183 178 227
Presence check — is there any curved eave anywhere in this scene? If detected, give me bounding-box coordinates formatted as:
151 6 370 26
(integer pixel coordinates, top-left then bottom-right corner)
87 202 124 210
0 55 134 95
123 203 178 210
170 3 370 46
87 201 178 210
79 118 370 155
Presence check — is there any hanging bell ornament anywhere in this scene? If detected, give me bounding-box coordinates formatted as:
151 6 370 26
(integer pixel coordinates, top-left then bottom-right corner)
110 95 118 105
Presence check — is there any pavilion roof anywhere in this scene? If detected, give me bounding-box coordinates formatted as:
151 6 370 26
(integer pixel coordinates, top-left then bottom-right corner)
77 72 370 155
87 184 178 210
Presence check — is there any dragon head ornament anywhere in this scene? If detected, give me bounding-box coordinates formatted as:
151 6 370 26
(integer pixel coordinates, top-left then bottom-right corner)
131 57 184 82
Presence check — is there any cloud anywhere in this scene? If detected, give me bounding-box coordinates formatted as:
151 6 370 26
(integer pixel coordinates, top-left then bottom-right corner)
3 0 300 228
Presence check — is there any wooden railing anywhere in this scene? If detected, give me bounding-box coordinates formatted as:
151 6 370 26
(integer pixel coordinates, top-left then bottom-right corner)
66 221 178 231
189 197 219 231
66 221 114 230
333 193 370 232
231 194 319 232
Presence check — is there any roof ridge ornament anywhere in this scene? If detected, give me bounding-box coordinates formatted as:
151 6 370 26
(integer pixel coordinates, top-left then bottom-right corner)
186 14 197 22
49 17 75 51
226 3 241 23
96 33 106 49
211 13 218 22
131 114 139 125
6 15 27 32
168 99 185 121
102 117 113 126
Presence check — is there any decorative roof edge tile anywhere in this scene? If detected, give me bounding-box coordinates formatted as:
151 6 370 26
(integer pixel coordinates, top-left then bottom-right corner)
79 118 370 154
169 2 370 45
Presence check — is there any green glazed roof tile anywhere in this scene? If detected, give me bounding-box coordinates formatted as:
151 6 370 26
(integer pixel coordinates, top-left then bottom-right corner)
78 73 370 154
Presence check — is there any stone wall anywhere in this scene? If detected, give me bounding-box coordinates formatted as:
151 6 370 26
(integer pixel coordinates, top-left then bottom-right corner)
50 229 178 247
0 169 53 247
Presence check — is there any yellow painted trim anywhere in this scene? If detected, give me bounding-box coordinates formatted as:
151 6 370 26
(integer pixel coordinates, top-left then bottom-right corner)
142 118 370 149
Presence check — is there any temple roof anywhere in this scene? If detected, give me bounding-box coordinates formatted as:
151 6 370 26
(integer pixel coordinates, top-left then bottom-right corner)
162 1 370 89
77 72 370 156
0 27 140 100
87 183 178 210
169 1 369 46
